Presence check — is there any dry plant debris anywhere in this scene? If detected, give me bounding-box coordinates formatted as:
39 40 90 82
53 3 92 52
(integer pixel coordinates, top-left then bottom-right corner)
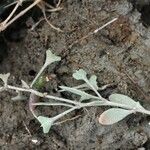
0 0 63 32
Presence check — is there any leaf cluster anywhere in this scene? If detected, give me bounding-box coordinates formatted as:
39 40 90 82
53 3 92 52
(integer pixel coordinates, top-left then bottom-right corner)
0 49 149 134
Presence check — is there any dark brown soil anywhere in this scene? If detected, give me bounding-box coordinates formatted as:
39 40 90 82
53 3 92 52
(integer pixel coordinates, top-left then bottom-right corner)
0 0 150 149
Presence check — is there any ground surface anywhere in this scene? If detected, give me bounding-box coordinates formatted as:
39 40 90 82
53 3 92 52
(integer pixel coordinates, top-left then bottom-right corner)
0 0 150 149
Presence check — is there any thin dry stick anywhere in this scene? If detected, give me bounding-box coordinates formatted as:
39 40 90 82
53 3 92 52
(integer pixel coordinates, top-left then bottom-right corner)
5 1 18 8
68 18 118 49
0 0 41 32
37 1 52 10
41 5 63 32
56 0 62 8
2 0 23 26
46 7 63 12
0 0 63 32
4 0 31 8
23 121 32 136
37 1 63 12
38 1 54 10
30 17 45 30
30 7 62 30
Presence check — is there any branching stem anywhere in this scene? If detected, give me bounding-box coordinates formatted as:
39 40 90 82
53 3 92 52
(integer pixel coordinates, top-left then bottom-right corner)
4 84 150 116
7 85 81 105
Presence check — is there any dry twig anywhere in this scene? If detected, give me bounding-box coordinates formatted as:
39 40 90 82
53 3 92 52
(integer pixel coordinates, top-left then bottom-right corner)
0 0 63 32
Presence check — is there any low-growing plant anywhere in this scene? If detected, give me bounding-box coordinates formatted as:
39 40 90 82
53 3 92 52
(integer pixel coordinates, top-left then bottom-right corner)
0 50 150 133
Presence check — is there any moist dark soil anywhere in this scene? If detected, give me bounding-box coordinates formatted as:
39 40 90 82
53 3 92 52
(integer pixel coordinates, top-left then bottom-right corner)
0 0 150 149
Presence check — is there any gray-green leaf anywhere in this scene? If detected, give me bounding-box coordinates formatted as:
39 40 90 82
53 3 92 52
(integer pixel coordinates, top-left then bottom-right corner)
11 92 27 101
0 73 10 85
109 94 139 108
45 49 61 66
89 75 98 90
21 80 29 88
72 69 87 81
37 116 54 133
99 108 133 125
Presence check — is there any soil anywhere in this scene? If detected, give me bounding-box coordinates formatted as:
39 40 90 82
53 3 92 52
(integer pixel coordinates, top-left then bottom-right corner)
0 0 150 149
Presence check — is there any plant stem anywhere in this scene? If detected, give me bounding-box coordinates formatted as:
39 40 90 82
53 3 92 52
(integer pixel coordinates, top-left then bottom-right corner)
30 64 47 87
136 108 150 115
29 93 38 119
7 85 81 106
33 102 73 108
53 107 78 121
84 78 104 100
5 85 150 117
82 100 150 116
49 100 150 125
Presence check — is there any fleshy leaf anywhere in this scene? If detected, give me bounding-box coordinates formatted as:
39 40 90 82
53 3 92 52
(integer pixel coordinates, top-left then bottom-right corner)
0 73 10 85
73 70 98 90
21 80 29 89
109 94 143 108
11 92 27 101
30 50 61 88
45 49 61 66
89 75 98 90
37 116 54 133
72 69 87 81
59 86 97 101
99 108 133 125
